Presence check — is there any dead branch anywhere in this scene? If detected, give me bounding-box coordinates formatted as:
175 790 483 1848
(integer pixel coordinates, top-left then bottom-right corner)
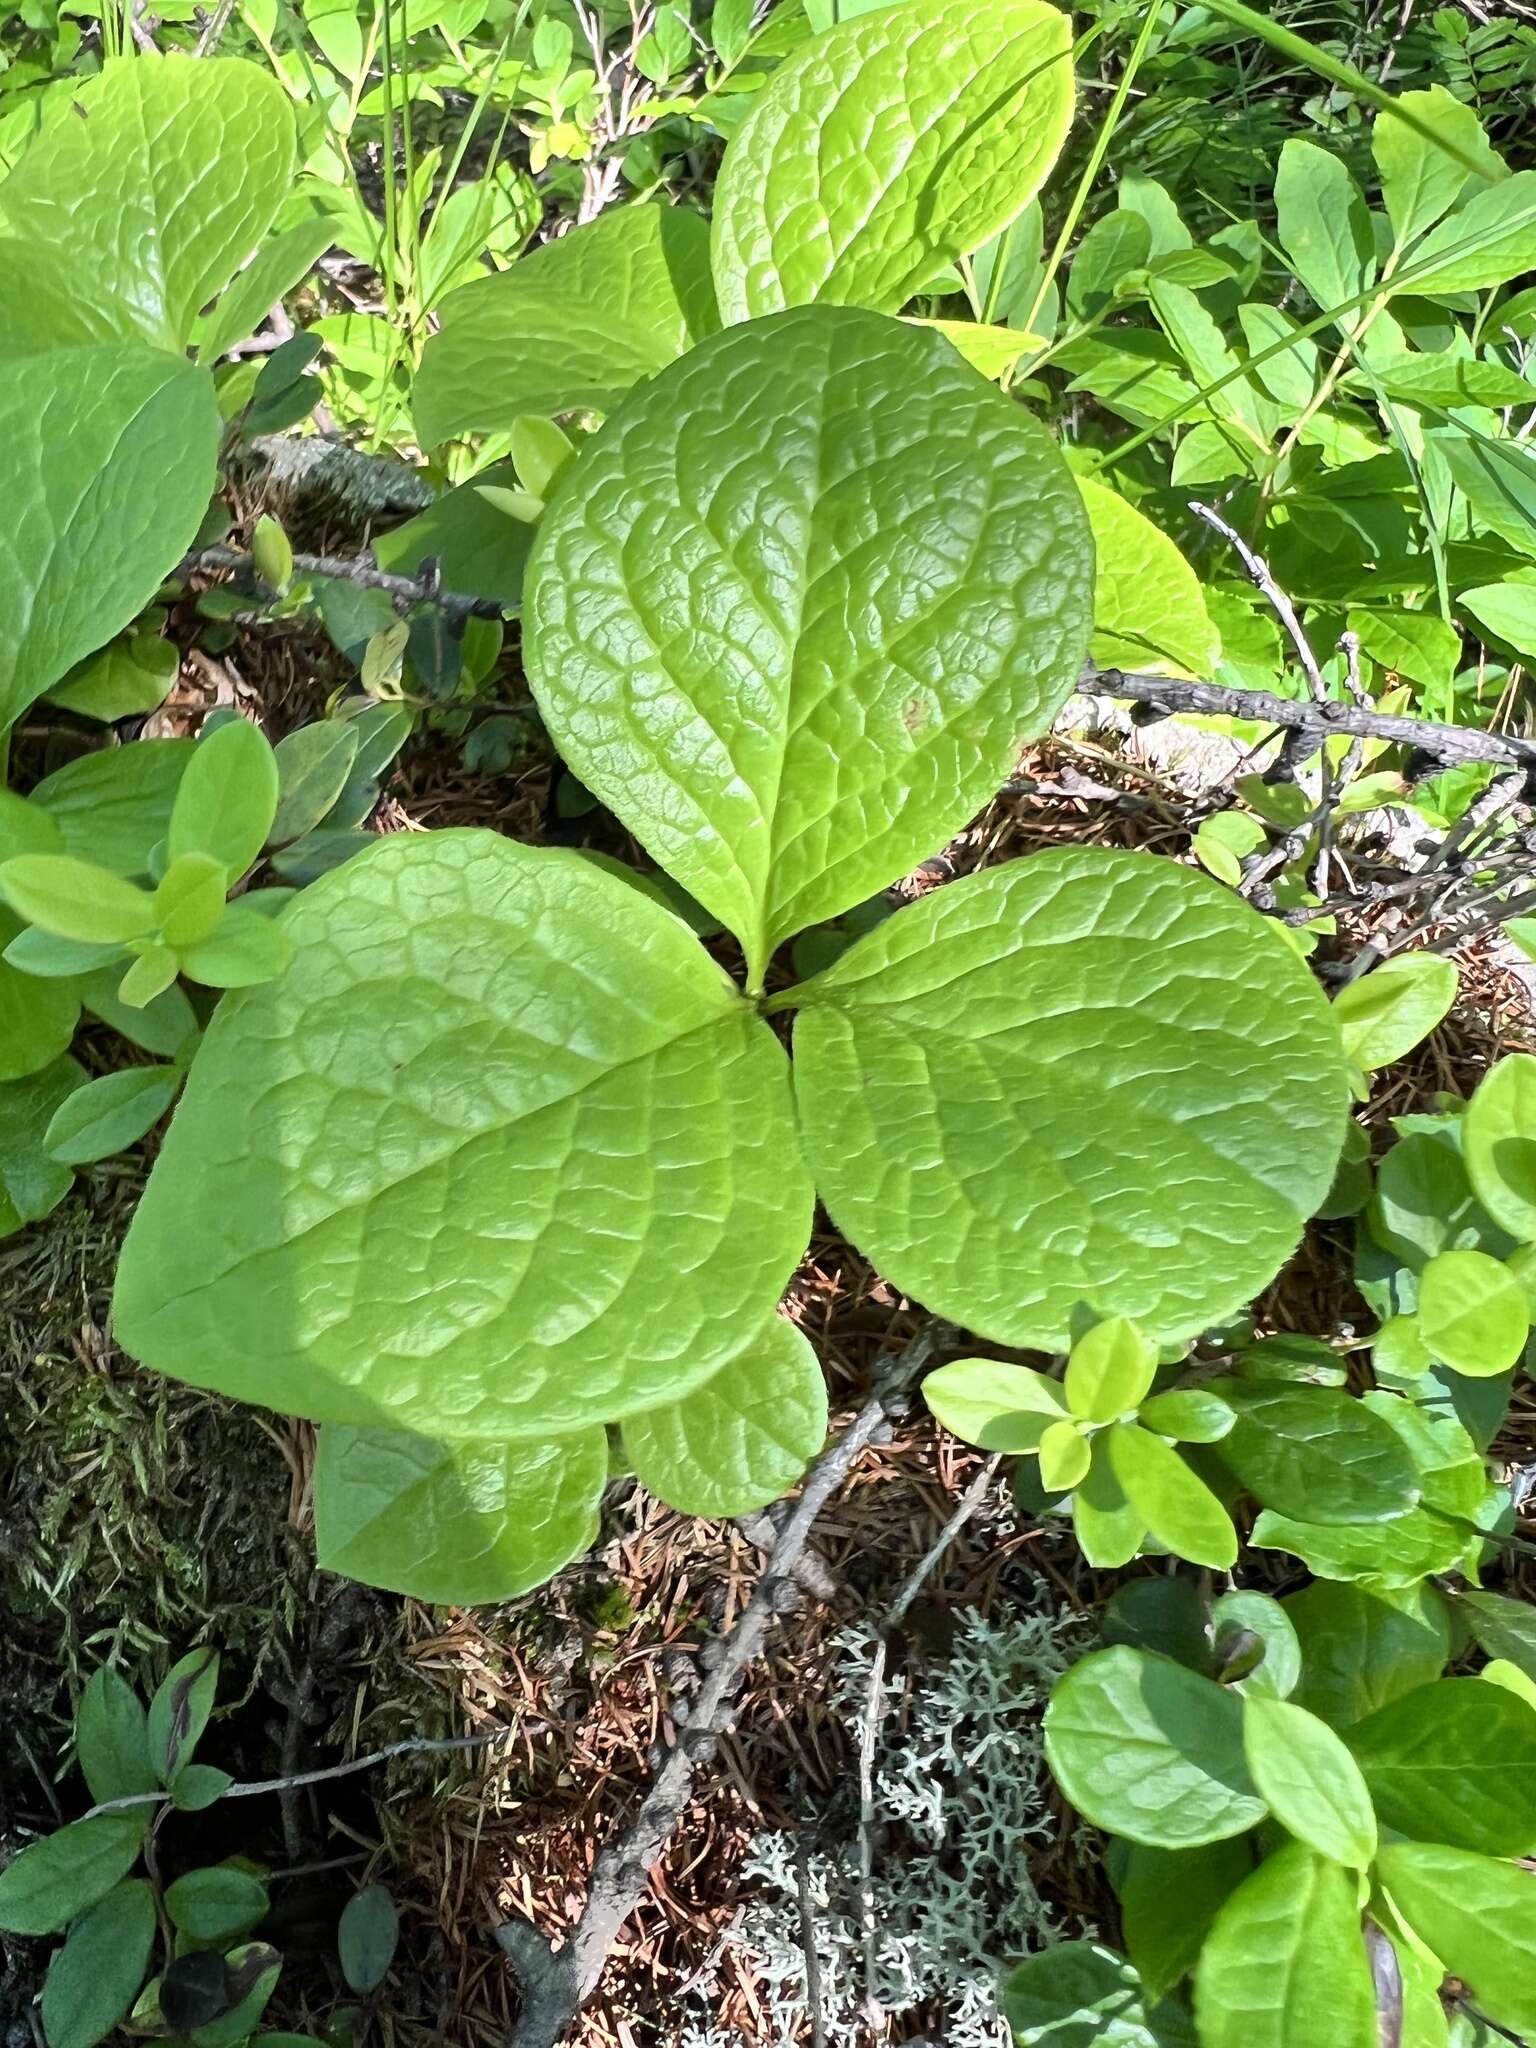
497 1322 954 2048
178 545 505 621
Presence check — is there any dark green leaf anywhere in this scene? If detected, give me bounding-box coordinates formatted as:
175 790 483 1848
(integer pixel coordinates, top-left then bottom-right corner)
1118 1840 1253 2003
147 1647 219 1784
40 1880 155 2048
0 1815 145 1936
165 1866 268 1945
1215 1384 1419 1524
1286 1581 1451 1726
1347 1679 1536 1855
75 1670 155 1807
338 1885 398 1993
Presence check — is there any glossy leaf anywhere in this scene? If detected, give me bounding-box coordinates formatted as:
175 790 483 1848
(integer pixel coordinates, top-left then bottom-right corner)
1000 1941 1188 2048
711 0 1074 322
1137 1389 1235 1443
1107 1423 1237 1570
1379 1842 1536 2040
1417 1248 1529 1377
168 720 280 881
1077 478 1221 681
1285 1581 1451 1726
1119 1842 1253 2006
792 848 1348 1351
1347 1679 1536 1856
1043 1646 1266 1848
40 1880 156 2048
116 833 812 1437
1066 1317 1157 1423
413 204 719 444
1332 955 1458 1072
1039 1419 1092 1494
923 1358 1070 1452
0 56 295 350
1464 1054 1536 1240
1214 1384 1420 1524
622 1316 827 1517
314 1423 607 1602
1241 1695 1377 1867
525 306 1092 982
0 1815 145 1936
0 346 217 733
1072 1440 1147 1569
1210 1590 1301 1698
1459 1589 1536 1681
1193 1845 1376 2048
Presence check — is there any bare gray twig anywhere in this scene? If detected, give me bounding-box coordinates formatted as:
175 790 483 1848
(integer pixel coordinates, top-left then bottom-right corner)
179 545 506 621
80 1730 506 1820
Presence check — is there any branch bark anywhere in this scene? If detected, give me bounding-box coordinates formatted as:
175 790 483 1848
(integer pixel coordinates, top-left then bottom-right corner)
496 1322 953 2047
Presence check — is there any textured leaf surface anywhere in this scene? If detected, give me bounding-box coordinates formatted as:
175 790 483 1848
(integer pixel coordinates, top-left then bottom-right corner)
622 1315 827 1516
0 56 294 349
525 307 1092 981
711 0 1073 321
1378 1843 1536 2039
413 204 719 444
1000 1941 1190 2047
115 832 812 1437
1043 1646 1266 1848
1215 1384 1420 1524
1285 1581 1450 1726
790 848 1349 1350
314 1424 608 1602
0 347 219 731
1193 1845 1376 2048
1078 478 1221 681
1346 1679 1536 1855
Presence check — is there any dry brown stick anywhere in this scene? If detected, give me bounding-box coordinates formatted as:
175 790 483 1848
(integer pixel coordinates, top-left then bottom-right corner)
178 546 506 621
498 1324 952 2047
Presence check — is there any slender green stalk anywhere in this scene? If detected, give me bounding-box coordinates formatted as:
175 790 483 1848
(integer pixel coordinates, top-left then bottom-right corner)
1021 0 1166 340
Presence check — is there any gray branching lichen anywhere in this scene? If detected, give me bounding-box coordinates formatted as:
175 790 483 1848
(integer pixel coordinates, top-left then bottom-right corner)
681 1605 1092 2047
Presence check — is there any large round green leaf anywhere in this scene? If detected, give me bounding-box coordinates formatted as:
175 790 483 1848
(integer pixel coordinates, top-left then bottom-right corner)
790 848 1350 1350
114 832 813 1438
711 0 1074 322
622 1315 828 1517
0 56 295 351
0 347 220 732
524 306 1092 987
1043 1645 1267 1848
314 1424 608 1602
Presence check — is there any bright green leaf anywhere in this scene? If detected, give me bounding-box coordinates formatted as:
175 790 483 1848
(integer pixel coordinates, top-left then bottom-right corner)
0 856 156 945
1107 1423 1238 1570
413 204 719 443
791 848 1349 1352
44 1067 179 1166
923 1358 1070 1452
1464 1054 1536 1240
1043 1646 1266 1848
1039 1418 1092 1494
525 307 1091 983
314 1422 607 1602
1417 1248 1529 1376
1286 1580 1451 1725
1373 86 1505 248
1347 1679 1536 1856
1399 171 1536 296
1379 1843 1536 2041
1275 138 1376 325
1214 1383 1420 1524
115 834 813 1439
176 904 294 989
1066 1317 1158 1422
1241 1695 1377 1867
1137 1388 1235 1443
622 1316 827 1517
711 0 1074 321
1332 955 1459 1072
1461 580 1536 660
154 854 229 950
168 719 280 881
29 741 191 880
1073 1439 1147 1568
1193 1844 1376 2048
